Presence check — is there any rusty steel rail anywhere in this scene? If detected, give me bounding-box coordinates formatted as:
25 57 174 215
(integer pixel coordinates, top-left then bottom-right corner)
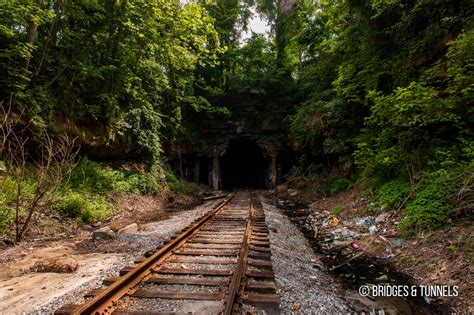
65 194 234 315
223 194 254 315
56 191 279 315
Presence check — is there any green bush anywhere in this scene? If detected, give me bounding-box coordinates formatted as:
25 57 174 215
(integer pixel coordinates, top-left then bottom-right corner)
1 176 20 204
54 192 110 223
401 182 451 233
55 192 85 218
376 179 411 210
0 176 36 235
79 195 110 223
0 196 13 233
124 172 158 195
68 158 159 195
69 158 121 194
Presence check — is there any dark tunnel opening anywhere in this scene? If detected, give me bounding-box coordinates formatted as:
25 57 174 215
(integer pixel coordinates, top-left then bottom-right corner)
198 158 210 184
221 139 267 189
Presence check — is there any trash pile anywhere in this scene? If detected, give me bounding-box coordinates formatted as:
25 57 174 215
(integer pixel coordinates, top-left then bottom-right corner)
311 210 404 258
274 195 459 313
278 196 405 260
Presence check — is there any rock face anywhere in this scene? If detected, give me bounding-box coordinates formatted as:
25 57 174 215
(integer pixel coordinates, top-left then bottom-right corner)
117 223 138 235
93 226 116 240
32 256 78 273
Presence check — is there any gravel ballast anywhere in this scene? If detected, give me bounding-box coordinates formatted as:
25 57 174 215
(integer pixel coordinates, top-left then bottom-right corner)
11 195 354 314
261 196 351 313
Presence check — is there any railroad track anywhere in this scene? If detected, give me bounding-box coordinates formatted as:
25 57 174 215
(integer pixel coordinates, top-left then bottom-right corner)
56 191 280 314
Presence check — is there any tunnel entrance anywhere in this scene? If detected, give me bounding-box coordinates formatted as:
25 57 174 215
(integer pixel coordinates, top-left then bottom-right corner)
221 139 267 189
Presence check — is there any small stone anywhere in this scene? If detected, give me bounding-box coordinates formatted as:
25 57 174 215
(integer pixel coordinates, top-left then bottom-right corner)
350 231 360 238
2 238 14 246
93 226 115 240
375 213 386 223
117 223 138 235
375 275 388 282
91 222 101 228
288 189 298 197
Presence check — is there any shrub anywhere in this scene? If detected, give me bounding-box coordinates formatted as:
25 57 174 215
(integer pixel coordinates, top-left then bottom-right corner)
401 182 451 233
54 192 85 218
68 158 159 195
123 172 158 195
79 195 110 223
0 175 37 235
0 196 13 233
376 179 411 210
54 192 110 223
68 158 121 194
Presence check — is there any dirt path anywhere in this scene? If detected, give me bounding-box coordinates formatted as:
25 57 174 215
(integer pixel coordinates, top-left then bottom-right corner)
0 244 124 314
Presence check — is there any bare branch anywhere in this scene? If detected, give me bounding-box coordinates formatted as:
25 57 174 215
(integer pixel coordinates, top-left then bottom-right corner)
1 104 81 242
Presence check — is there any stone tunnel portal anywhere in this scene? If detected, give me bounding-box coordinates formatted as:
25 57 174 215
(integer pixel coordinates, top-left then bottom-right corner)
220 139 267 190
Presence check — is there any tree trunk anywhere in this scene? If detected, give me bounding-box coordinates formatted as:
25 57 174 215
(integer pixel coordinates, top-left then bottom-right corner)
34 0 61 79
17 188 46 242
20 0 43 72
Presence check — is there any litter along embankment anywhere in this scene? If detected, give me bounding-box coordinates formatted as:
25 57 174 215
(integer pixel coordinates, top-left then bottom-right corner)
273 189 470 313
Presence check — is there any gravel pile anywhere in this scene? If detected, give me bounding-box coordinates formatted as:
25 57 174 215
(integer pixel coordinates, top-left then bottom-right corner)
260 196 351 313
